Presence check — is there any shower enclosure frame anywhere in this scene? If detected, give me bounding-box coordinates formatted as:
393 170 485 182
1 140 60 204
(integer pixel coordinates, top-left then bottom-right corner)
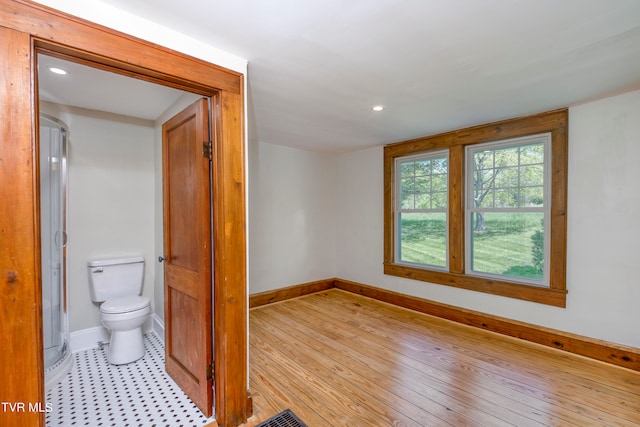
39 113 73 391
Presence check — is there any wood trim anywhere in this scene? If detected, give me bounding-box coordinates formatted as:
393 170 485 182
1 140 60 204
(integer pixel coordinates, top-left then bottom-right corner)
383 263 567 307
249 279 336 308
0 1 249 426
454 109 568 145
448 144 464 274
213 89 251 426
0 25 45 427
384 131 455 157
248 279 640 373
4 1 241 94
335 278 640 372
549 126 569 290
382 150 394 267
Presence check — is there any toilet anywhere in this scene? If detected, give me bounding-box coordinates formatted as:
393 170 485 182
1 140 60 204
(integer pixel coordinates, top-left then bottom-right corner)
87 256 151 365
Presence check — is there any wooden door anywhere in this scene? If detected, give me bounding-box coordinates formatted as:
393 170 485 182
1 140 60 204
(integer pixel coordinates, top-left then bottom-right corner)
162 98 213 417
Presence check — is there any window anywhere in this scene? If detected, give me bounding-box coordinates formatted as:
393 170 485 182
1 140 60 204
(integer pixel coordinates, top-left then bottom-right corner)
396 151 449 269
384 110 568 307
466 135 550 286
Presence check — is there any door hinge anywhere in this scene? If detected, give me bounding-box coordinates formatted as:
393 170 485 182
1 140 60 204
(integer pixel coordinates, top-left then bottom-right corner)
206 362 215 381
203 141 212 159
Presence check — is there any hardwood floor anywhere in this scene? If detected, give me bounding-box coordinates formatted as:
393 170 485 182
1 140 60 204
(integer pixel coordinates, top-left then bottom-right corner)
245 289 640 426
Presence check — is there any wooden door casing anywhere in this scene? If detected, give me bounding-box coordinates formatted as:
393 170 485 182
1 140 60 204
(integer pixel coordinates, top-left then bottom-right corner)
0 24 44 427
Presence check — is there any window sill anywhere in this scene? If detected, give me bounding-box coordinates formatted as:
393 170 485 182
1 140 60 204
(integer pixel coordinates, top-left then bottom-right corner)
384 263 567 307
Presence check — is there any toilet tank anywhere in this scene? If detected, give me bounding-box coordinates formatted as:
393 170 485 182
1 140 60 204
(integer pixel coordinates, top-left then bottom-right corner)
87 256 144 302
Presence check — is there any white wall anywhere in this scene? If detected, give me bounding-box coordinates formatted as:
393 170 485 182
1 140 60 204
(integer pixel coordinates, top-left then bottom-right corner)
335 89 640 349
41 102 156 333
565 90 640 347
248 141 337 293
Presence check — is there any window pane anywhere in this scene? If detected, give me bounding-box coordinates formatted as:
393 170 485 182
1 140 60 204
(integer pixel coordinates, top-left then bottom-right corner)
415 193 431 209
471 141 545 210
473 151 493 170
520 143 544 164
400 162 415 178
432 157 447 173
494 146 519 167
396 152 448 270
495 188 518 208
415 176 430 192
399 212 447 268
494 167 518 188
401 177 414 194
520 187 544 207
477 190 494 208
432 192 447 209
432 173 447 192
400 193 414 209
520 164 544 187
414 159 431 176
470 212 544 280
399 155 448 211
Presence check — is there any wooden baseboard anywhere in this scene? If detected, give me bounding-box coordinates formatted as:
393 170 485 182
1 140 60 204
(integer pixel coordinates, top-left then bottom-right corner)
334 278 640 372
249 277 640 372
249 278 335 308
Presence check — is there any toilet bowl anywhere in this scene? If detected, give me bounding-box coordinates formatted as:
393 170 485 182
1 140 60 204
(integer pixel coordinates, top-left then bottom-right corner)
100 295 151 365
87 257 151 365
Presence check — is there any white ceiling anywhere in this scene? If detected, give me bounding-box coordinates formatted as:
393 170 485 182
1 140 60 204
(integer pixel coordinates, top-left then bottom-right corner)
40 0 640 153
38 54 186 121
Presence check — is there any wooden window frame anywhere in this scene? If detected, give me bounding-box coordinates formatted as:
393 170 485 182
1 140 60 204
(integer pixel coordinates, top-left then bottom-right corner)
384 109 568 307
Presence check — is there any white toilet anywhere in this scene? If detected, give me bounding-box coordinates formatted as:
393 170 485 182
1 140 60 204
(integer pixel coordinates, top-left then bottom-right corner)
87 256 151 365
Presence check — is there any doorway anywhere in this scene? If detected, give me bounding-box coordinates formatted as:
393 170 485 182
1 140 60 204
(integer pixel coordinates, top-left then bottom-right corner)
37 52 214 418
0 4 249 425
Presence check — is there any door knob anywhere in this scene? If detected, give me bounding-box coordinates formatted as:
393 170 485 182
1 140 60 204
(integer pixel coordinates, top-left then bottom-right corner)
158 255 167 263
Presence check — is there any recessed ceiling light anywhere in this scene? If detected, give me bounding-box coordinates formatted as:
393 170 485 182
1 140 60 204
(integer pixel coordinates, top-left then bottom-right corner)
49 67 68 75
372 105 384 112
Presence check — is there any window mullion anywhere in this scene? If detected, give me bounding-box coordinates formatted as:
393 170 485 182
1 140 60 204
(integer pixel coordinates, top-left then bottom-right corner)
449 144 464 274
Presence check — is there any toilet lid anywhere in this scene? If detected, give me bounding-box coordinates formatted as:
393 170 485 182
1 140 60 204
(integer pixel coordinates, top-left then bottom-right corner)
100 296 150 314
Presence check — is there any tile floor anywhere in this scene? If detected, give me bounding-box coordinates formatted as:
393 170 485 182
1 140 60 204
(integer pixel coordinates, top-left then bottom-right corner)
46 333 213 427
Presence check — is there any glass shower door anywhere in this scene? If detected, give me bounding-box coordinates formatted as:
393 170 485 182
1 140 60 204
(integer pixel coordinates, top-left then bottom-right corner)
40 114 72 389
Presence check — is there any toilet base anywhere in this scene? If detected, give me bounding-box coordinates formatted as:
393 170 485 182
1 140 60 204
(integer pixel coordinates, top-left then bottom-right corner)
107 327 145 365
